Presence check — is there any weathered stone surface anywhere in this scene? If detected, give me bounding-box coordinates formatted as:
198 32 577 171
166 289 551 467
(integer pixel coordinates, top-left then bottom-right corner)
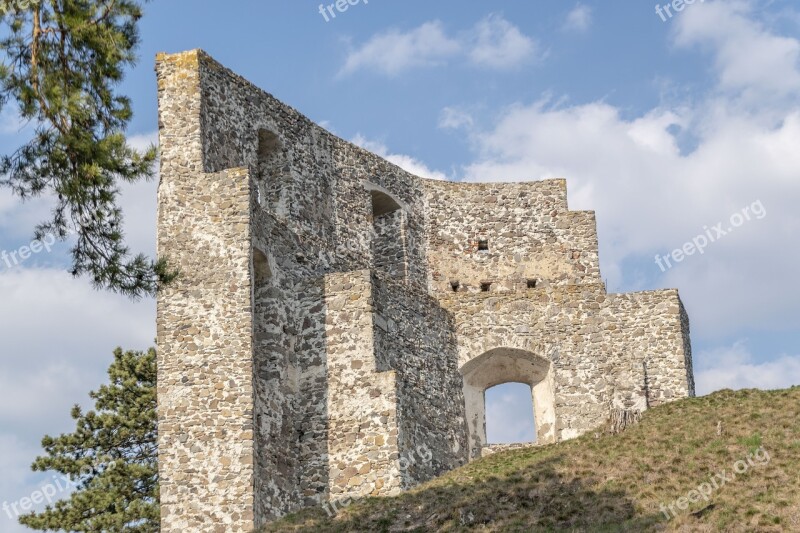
156 49 695 533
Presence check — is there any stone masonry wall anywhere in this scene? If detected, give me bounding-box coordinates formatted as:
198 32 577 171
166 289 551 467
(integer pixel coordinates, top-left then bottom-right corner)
156 51 256 532
423 179 600 295
156 49 695 531
293 272 407 509
438 285 694 443
372 274 469 485
156 167 256 533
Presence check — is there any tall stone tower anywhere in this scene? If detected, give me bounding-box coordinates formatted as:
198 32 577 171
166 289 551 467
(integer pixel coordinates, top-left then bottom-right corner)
155 50 695 532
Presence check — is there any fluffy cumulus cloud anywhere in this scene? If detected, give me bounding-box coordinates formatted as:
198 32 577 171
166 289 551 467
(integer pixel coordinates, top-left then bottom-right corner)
340 21 461 77
673 0 800 101
340 14 538 76
563 4 593 33
414 1 800 400
0 131 157 529
468 14 539 70
0 435 45 532
695 342 800 395
352 134 450 181
0 269 154 531
456 2 800 344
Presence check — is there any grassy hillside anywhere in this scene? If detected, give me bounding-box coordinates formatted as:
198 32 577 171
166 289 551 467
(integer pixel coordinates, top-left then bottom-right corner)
263 387 800 532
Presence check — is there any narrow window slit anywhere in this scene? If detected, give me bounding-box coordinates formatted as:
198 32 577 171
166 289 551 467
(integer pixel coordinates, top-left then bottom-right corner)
527 279 537 289
478 239 489 252
480 282 492 293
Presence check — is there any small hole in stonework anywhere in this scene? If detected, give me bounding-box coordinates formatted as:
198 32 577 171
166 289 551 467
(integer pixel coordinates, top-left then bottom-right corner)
480 282 492 292
478 239 489 251
527 279 537 289
450 280 460 292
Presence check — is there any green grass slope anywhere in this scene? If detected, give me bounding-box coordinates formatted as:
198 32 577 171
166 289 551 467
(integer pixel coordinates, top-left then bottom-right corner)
263 387 800 532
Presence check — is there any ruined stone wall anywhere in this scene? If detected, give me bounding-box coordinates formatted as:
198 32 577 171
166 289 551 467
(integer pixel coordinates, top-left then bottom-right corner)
190 49 430 287
156 49 695 532
156 52 257 532
604 290 696 407
439 285 695 445
250 212 301 523
371 275 469 485
423 180 600 295
373 210 410 282
300 271 402 503
169 50 431 523
156 166 256 533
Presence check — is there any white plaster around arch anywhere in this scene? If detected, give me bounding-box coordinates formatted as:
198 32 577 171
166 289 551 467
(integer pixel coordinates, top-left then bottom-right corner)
460 347 556 459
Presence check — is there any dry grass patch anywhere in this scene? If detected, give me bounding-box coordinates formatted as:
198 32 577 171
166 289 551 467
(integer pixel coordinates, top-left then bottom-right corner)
262 387 800 532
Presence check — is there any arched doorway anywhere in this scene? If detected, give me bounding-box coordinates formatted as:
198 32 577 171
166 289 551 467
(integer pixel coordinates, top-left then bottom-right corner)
460 347 556 459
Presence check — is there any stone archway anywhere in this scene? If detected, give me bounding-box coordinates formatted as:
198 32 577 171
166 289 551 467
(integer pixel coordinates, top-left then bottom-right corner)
460 347 556 459
363 182 409 282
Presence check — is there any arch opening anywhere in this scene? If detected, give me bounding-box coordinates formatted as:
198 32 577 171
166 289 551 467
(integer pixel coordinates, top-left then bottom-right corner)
253 247 272 287
370 190 402 218
365 183 408 282
256 128 288 215
460 347 556 459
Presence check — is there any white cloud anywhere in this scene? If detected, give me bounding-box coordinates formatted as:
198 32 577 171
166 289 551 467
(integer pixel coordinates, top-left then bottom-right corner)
340 21 461 77
0 434 49 532
695 341 800 395
0 268 154 529
468 14 539 70
121 131 159 257
0 130 158 527
563 4 593 33
127 131 158 152
340 15 537 76
674 1 800 102
456 6 800 338
352 134 449 181
439 107 475 130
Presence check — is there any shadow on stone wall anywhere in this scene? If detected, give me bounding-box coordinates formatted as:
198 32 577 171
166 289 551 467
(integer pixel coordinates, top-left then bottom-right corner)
258 451 660 532
372 273 470 489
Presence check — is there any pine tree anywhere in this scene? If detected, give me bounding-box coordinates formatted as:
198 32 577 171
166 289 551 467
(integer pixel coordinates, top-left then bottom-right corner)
18 347 159 532
0 0 176 298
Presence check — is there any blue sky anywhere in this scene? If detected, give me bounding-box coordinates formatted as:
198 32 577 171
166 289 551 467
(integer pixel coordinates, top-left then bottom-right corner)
2 0 800 527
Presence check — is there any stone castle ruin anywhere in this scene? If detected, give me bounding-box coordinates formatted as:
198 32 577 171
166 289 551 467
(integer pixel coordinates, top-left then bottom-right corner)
156 50 695 532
